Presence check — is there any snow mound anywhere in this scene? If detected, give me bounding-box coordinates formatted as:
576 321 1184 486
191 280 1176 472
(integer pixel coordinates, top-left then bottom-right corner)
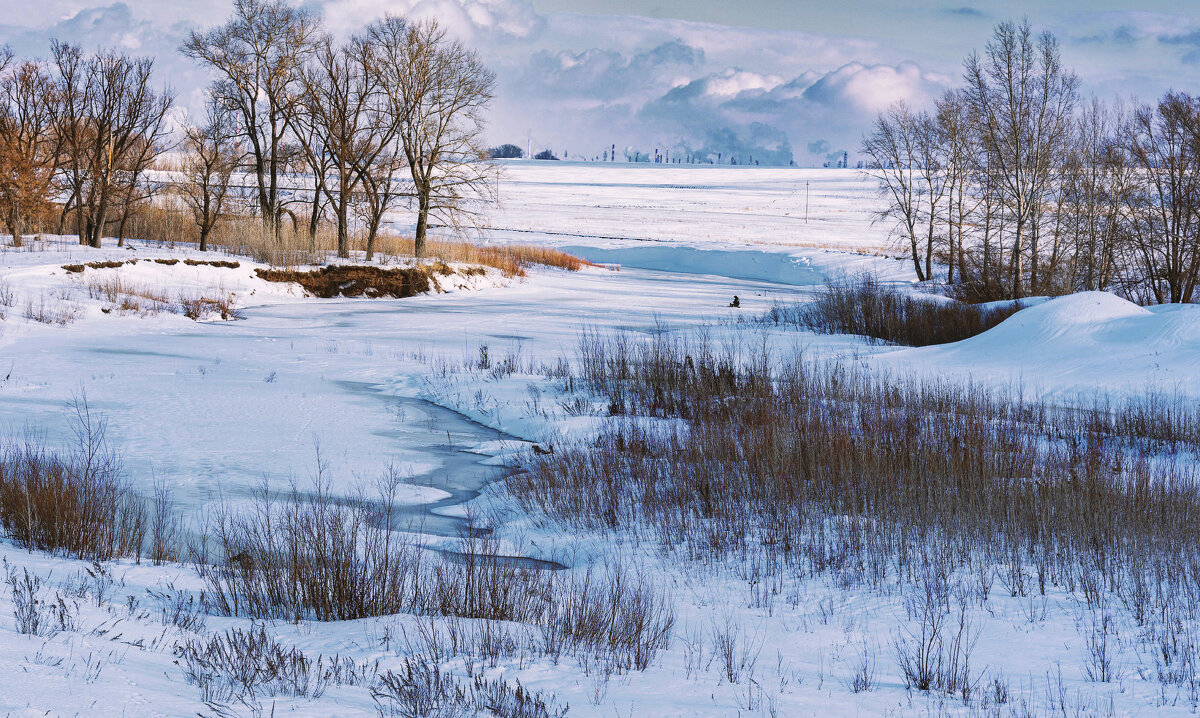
964 291 1150 346
875 292 1200 398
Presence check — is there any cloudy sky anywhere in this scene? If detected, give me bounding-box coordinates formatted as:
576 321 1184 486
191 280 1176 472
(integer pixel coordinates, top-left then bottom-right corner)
3 0 1200 165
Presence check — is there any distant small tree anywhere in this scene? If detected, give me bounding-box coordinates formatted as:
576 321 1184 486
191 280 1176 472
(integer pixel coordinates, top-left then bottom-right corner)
180 91 243 251
862 102 947 282
488 143 522 159
1123 92 1200 304
533 149 558 161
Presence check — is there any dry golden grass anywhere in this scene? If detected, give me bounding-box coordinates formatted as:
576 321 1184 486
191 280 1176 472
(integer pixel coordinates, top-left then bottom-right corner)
370 235 601 277
72 201 599 277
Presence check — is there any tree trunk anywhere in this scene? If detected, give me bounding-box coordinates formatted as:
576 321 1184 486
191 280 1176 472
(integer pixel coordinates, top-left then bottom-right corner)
116 208 129 248
1011 219 1024 299
366 225 378 262
415 191 429 259
89 209 105 248
910 234 926 282
336 205 349 259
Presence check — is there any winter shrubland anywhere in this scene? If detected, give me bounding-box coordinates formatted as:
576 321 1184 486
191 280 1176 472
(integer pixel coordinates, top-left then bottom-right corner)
518 328 1200 626
199 471 674 671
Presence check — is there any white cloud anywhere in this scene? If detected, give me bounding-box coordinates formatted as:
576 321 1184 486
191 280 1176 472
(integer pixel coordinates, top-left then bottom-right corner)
321 0 543 42
2 0 1180 165
801 61 948 114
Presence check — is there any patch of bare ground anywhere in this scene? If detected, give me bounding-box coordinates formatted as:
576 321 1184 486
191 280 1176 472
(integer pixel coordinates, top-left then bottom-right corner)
255 262 479 298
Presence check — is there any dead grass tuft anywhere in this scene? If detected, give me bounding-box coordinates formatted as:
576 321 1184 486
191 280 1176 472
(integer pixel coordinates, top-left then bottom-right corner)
183 259 240 268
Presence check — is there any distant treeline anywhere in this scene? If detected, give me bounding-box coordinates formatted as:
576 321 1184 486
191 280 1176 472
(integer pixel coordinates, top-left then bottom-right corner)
865 20 1200 305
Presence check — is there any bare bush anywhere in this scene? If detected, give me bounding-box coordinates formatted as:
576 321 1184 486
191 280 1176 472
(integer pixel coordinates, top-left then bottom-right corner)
5 561 44 636
846 640 877 694
1083 612 1123 683
0 404 145 561
371 657 567 718
769 273 1020 346
176 624 374 704
709 616 762 685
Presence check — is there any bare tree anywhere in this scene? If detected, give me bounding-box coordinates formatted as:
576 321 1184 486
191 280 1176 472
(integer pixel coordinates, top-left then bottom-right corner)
355 146 407 261
0 54 57 246
291 34 399 258
1058 98 1132 293
51 43 173 248
367 17 496 258
182 0 320 237
180 90 244 251
113 133 170 248
964 20 1079 298
935 89 976 284
861 103 946 282
1123 92 1200 304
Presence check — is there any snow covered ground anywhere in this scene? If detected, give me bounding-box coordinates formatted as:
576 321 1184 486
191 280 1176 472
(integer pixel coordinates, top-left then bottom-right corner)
0 164 1198 716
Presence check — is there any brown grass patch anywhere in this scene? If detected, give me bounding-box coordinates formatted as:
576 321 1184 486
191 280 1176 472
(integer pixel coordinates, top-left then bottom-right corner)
184 259 240 268
179 293 241 320
255 263 462 299
0 405 146 562
371 236 601 278
768 273 1021 346
61 260 134 273
87 199 598 275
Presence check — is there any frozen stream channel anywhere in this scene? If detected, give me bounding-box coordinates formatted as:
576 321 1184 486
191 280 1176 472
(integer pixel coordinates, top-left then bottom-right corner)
0 258 822 561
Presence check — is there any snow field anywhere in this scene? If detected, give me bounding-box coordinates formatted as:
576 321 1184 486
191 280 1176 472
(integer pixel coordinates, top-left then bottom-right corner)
0 165 1198 715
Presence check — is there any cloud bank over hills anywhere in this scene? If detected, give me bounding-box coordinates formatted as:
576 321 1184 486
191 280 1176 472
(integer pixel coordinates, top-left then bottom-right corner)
2 0 1197 165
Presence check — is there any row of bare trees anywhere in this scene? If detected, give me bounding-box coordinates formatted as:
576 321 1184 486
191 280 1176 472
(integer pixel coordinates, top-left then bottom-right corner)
864 20 1200 304
0 0 495 258
182 0 496 258
0 43 173 248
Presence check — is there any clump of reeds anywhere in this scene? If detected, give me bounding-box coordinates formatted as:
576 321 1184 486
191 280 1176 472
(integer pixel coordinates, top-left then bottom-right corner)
199 469 674 669
0 402 146 561
768 273 1021 346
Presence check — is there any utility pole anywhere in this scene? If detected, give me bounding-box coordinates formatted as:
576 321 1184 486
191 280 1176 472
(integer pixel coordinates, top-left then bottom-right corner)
805 181 810 224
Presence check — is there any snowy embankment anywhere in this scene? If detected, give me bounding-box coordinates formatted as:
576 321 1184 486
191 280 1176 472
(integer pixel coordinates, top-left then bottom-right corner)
874 291 1200 401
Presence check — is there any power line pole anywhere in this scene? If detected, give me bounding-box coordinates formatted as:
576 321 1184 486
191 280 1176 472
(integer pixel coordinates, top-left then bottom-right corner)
805 181 810 224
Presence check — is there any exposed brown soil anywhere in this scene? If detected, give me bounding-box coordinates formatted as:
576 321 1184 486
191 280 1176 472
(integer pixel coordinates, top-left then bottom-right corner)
254 262 462 299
